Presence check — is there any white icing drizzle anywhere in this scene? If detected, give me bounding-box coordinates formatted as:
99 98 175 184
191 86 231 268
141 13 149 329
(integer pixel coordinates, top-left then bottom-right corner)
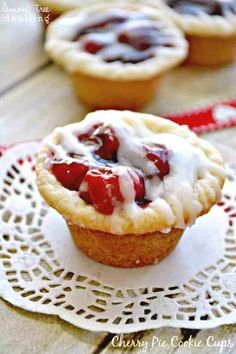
44 112 225 229
81 32 115 48
115 166 140 220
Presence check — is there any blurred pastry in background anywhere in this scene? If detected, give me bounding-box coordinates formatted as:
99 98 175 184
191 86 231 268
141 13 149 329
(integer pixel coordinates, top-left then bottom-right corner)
45 2 188 110
157 0 236 65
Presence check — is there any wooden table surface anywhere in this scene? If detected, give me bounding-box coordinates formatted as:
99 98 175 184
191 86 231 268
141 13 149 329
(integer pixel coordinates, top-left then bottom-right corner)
0 1 236 353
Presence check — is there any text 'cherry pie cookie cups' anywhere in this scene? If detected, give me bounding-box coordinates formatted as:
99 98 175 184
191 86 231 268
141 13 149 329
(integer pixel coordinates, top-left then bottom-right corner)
36 110 225 268
45 3 188 110
159 0 236 65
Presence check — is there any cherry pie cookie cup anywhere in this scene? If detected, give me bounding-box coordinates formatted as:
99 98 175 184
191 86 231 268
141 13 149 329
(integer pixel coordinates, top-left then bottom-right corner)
158 0 236 65
36 110 225 268
45 3 188 110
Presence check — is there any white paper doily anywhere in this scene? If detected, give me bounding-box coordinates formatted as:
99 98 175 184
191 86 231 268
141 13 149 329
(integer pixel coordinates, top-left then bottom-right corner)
0 142 236 333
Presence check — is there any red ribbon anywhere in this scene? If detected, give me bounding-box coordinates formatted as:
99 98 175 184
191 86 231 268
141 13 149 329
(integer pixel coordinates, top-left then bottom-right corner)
164 98 236 133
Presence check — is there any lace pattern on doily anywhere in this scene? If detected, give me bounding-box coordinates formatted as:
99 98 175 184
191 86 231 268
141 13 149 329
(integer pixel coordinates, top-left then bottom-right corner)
0 142 235 332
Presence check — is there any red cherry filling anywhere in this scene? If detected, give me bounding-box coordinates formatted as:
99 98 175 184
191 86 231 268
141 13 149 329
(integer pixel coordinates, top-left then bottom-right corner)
79 168 124 215
129 170 145 201
145 145 169 180
94 127 119 161
78 125 119 162
74 10 174 64
83 40 106 54
81 32 115 54
78 124 101 143
79 168 145 215
51 162 89 191
50 123 171 215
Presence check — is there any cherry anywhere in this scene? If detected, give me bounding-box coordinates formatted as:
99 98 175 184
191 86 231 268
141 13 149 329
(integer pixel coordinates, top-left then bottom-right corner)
51 162 89 191
78 124 101 142
83 40 106 54
79 167 146 215
128 170 145 201
79 124 119 162
94 126 119 161
145 145 169 180
82 32 114 54
79 168 124 215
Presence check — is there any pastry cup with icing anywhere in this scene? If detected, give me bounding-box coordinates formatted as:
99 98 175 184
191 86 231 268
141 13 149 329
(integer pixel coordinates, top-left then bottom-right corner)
36 111 225 268
45 3 188 110
157 0 236 65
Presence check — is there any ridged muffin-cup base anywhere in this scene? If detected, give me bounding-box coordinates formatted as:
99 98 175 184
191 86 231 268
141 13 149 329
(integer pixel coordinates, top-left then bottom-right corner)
70 72 160 110
67 223 184 268
185 34 236 66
